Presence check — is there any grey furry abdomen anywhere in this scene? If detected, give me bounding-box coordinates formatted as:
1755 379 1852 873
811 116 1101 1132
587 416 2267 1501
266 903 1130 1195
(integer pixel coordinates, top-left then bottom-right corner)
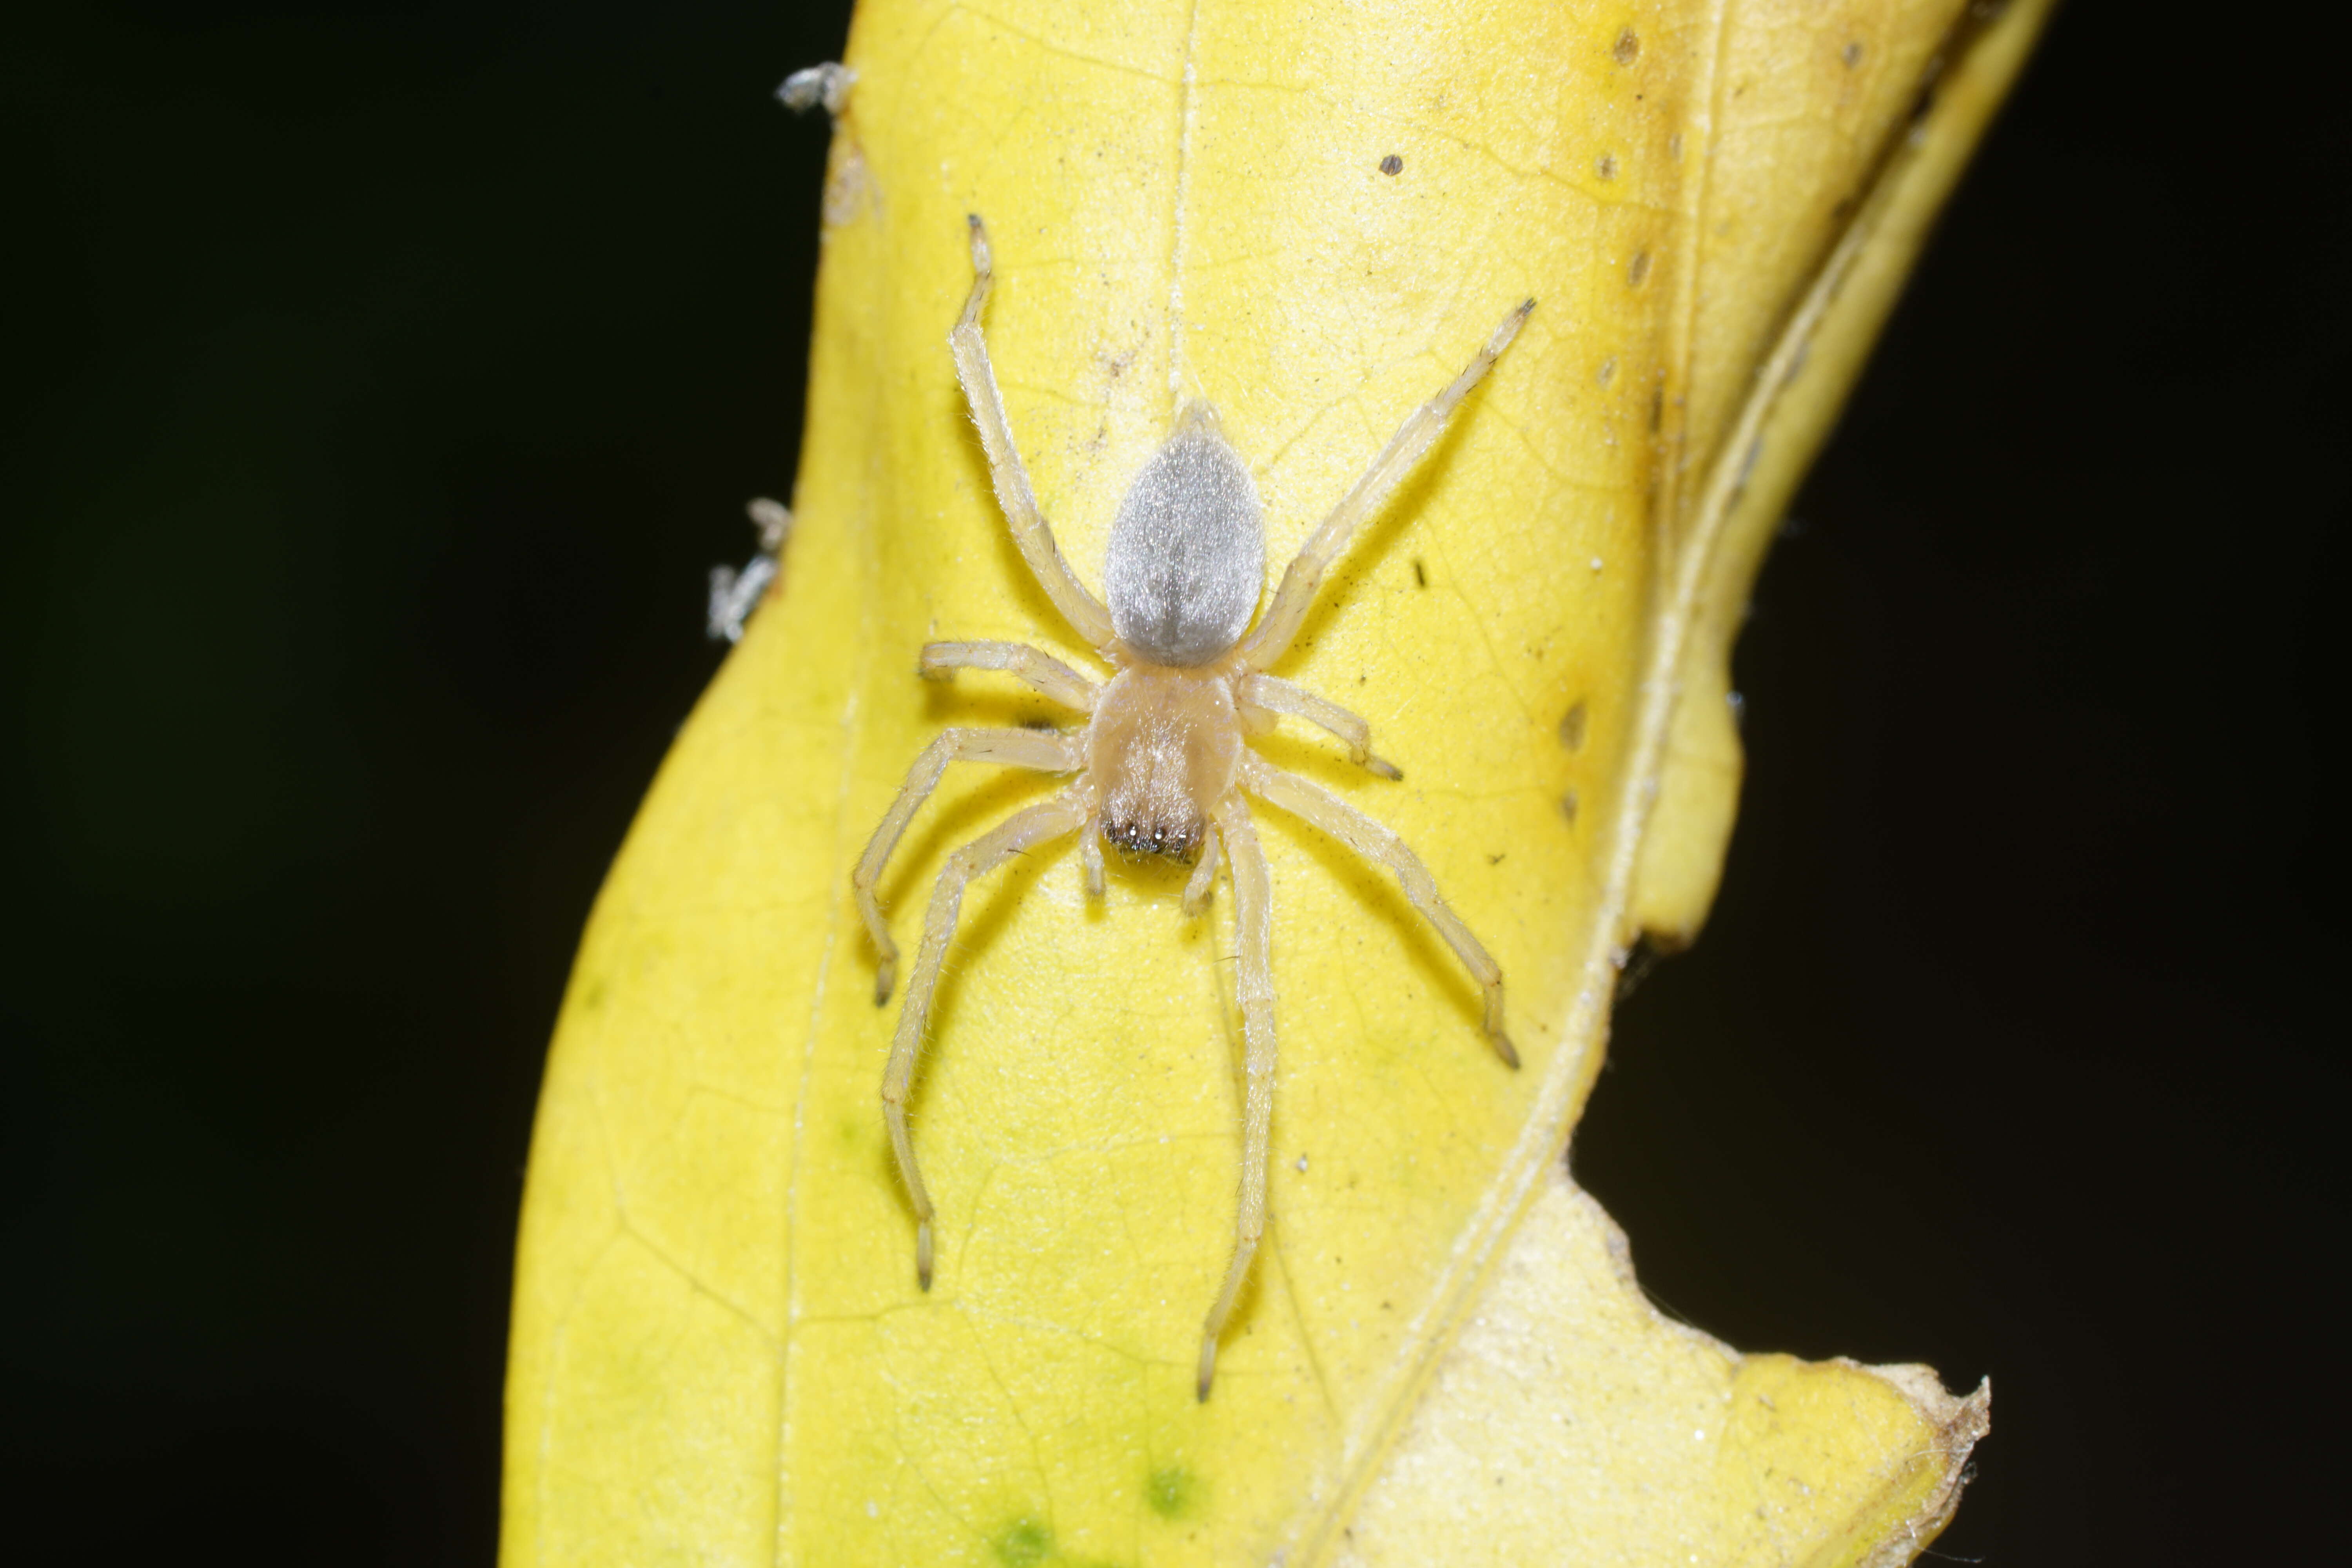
1104 411 1265 667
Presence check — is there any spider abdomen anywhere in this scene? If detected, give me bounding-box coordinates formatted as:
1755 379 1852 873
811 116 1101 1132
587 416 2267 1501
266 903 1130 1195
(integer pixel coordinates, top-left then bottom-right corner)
1088 665 1242 863
1104 403 1264 668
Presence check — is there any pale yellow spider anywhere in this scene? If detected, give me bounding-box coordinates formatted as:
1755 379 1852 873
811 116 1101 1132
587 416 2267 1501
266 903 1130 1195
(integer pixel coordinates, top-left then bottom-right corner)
856 215 1530 1399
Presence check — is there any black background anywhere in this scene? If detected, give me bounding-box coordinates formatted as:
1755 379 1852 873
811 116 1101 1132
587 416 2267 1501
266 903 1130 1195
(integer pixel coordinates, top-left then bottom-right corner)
4 2 2342 1562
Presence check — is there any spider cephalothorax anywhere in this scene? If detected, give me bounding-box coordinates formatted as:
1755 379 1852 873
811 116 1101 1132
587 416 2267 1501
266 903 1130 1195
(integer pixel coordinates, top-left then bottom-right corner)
1091 662 1240 864
853 215 1530 1399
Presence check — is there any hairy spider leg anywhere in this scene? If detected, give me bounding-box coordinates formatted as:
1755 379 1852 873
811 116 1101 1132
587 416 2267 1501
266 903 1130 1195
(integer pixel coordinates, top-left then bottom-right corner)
949 216 1118 650
1241 753 1518 1067
854 727 1082 1002
882 789 1094 1289
920 641 1102 712
1238 670 1402 779
1237 299 1535 670
1198 795 1276 1400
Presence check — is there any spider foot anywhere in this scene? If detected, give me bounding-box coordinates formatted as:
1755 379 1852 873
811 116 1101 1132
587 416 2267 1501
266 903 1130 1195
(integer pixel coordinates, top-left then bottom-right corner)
1481 992 1518 1067
1196 1332 1219 1402
916 1221 934 1290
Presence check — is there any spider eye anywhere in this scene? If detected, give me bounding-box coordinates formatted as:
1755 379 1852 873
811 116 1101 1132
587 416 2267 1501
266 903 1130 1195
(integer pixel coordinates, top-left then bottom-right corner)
1104 406 1264 667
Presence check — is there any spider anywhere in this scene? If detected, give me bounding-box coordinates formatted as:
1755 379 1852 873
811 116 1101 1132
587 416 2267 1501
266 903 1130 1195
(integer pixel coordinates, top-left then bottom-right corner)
855 215 1531 1400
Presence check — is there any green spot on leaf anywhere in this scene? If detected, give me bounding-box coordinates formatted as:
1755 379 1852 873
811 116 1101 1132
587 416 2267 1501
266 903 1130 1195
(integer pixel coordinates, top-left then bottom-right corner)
1147 1465 1195 1519
993 1519 1051 1566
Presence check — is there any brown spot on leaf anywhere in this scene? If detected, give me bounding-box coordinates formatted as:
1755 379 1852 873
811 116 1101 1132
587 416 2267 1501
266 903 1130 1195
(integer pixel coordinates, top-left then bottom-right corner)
1612 27 1640 65
1558 700 1587 751
1379 153 1404 176
1627 249 1651 287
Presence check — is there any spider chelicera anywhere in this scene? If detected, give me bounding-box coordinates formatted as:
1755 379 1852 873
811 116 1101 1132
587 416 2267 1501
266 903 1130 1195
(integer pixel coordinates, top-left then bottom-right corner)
855 215 1531 1399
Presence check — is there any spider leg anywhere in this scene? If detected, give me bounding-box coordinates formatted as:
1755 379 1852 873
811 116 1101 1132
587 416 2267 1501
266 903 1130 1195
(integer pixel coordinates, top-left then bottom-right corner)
1181 821 1221 916
920 640 1100 712
855 726 1082 1003
882 788 1093 1289
949 216 1119 649
1237 300 1533 670
1238 671 1402 779
1241 753 1517 1067
1198 797 1273 1400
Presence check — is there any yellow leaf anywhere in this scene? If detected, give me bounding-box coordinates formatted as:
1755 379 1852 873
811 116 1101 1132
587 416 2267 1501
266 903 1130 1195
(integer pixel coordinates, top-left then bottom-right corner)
501 2 2046 1564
